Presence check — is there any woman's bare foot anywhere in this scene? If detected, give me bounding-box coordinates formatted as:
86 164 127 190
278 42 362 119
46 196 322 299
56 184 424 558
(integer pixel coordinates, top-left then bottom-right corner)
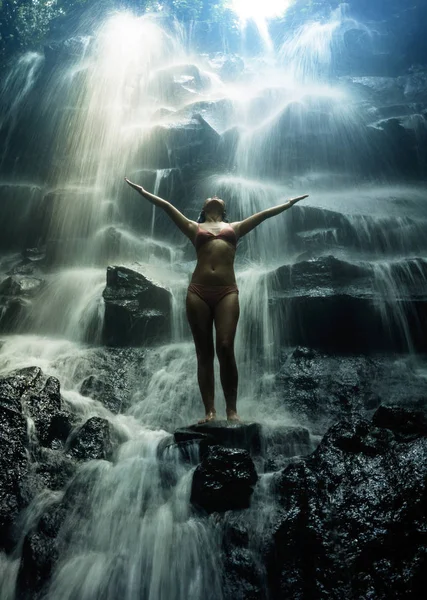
226 410 240 422
198 410 216 424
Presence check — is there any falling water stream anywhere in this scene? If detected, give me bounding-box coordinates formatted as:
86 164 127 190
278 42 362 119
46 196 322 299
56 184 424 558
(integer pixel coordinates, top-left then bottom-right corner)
0 3 426 598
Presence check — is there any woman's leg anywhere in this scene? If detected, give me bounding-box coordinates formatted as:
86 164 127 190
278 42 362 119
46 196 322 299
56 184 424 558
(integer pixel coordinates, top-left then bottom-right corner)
214 292 240 421
186 290 215 422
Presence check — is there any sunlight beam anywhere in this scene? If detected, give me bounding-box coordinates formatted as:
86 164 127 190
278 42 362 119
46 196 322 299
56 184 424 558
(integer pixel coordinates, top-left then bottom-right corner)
229 0 294 22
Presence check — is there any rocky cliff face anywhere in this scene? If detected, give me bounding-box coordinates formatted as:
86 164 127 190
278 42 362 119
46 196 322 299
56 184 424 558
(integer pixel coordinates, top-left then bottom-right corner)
2 366 427 599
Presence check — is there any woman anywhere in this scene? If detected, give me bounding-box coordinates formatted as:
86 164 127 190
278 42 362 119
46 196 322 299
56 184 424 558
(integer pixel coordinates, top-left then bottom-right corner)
124 177 308 423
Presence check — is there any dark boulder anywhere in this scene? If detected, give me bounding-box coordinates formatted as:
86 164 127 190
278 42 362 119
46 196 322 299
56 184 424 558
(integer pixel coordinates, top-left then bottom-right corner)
16 500 67 600
137 114 221 170
24 375 72 448
0 297 29 333
0 407 29 552
222 514 265 600
0 367 43 552
261 424 313 471
372 404 427 440
267 256 427 353
191 446 258 514
267 412 427 599
0 183 44 252
147 63 212 103
176 99 235 135
34 447 76 490
0 268 45 337
102 265 172 346
66 416 118 461
80 374 123 414
277 347 427 432
0 275 44 297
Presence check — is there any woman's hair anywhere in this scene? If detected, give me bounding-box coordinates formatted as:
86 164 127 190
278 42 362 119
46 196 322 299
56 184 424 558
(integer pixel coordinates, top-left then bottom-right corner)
197 202 229 223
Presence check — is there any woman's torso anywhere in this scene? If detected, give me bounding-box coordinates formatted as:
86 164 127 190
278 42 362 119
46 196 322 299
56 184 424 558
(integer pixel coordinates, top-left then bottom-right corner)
190 223 237 286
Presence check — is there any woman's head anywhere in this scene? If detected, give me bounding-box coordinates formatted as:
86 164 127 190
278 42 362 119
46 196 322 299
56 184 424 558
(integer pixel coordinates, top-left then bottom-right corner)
197 196 228 223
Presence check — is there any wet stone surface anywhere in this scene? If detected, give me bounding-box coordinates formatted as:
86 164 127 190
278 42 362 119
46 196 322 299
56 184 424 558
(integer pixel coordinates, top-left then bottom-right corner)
268 408 427 599
102 265 172 346
66 416 118 461
175 421 263 455
191 446 258 514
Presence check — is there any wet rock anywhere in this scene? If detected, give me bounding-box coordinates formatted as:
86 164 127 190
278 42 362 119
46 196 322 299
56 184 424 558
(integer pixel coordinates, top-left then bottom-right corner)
80 374 123 413
0 183 44 252
16 501 67 600
268 414 427 599
289 205 427 257
0 366 43 400
262 424 313 471
342 76 406 104
399 68 427 102
139 114 221 170
175 421 262 455
24 376 72 448
0 368 42 552
18 531 57 599
0 275 44 296
158 436 202 466
102 265 172 346
66 416 117 461
277 348 427 432
220 55 245 82
372 404 427 440
0 297 29 333
222 514 265 600
147 63 212 102
271 255 372 296
176 98 235 135
34 448 76 490
267 256 427 353
0 274 45 337
0 406 29 552
191 446 258 514
0 368 75 551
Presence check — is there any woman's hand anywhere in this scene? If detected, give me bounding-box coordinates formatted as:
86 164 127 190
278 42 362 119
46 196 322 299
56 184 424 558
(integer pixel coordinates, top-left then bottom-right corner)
289 194 309 206
124 177 145 194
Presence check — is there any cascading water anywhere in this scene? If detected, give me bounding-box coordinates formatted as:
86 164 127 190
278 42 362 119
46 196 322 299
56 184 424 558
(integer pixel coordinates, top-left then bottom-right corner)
0 52 44 167
0 1 426 598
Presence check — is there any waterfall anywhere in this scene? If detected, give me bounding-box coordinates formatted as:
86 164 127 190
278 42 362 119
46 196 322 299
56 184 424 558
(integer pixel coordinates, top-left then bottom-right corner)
44 433 223 600
0 52 44 167
0 2 426 598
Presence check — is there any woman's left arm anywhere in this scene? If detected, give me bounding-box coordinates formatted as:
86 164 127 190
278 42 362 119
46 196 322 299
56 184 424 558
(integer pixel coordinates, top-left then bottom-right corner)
232 194 309 238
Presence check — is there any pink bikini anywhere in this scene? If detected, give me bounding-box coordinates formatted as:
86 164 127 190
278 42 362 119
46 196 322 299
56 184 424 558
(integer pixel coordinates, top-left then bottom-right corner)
188 224 239 310
193 223 237 252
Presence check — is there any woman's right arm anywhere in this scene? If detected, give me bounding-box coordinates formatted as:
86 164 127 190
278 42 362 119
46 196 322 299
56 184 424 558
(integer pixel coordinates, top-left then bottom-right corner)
124 178 197 240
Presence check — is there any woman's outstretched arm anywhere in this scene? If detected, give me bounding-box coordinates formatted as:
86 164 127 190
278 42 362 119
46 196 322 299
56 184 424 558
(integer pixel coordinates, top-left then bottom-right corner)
231 194 309 238
124 178 197 240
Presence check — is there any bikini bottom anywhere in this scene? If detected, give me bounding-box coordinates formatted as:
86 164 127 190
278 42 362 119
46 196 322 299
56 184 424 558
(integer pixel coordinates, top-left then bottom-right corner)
187 283 239 311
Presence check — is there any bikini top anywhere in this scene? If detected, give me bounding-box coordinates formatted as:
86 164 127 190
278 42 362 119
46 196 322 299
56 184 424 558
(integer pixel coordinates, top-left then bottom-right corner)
194 224 237 252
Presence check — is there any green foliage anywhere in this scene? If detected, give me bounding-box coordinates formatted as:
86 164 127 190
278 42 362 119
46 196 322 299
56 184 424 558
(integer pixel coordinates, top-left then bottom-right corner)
0 0 87 60
0 0 231 64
